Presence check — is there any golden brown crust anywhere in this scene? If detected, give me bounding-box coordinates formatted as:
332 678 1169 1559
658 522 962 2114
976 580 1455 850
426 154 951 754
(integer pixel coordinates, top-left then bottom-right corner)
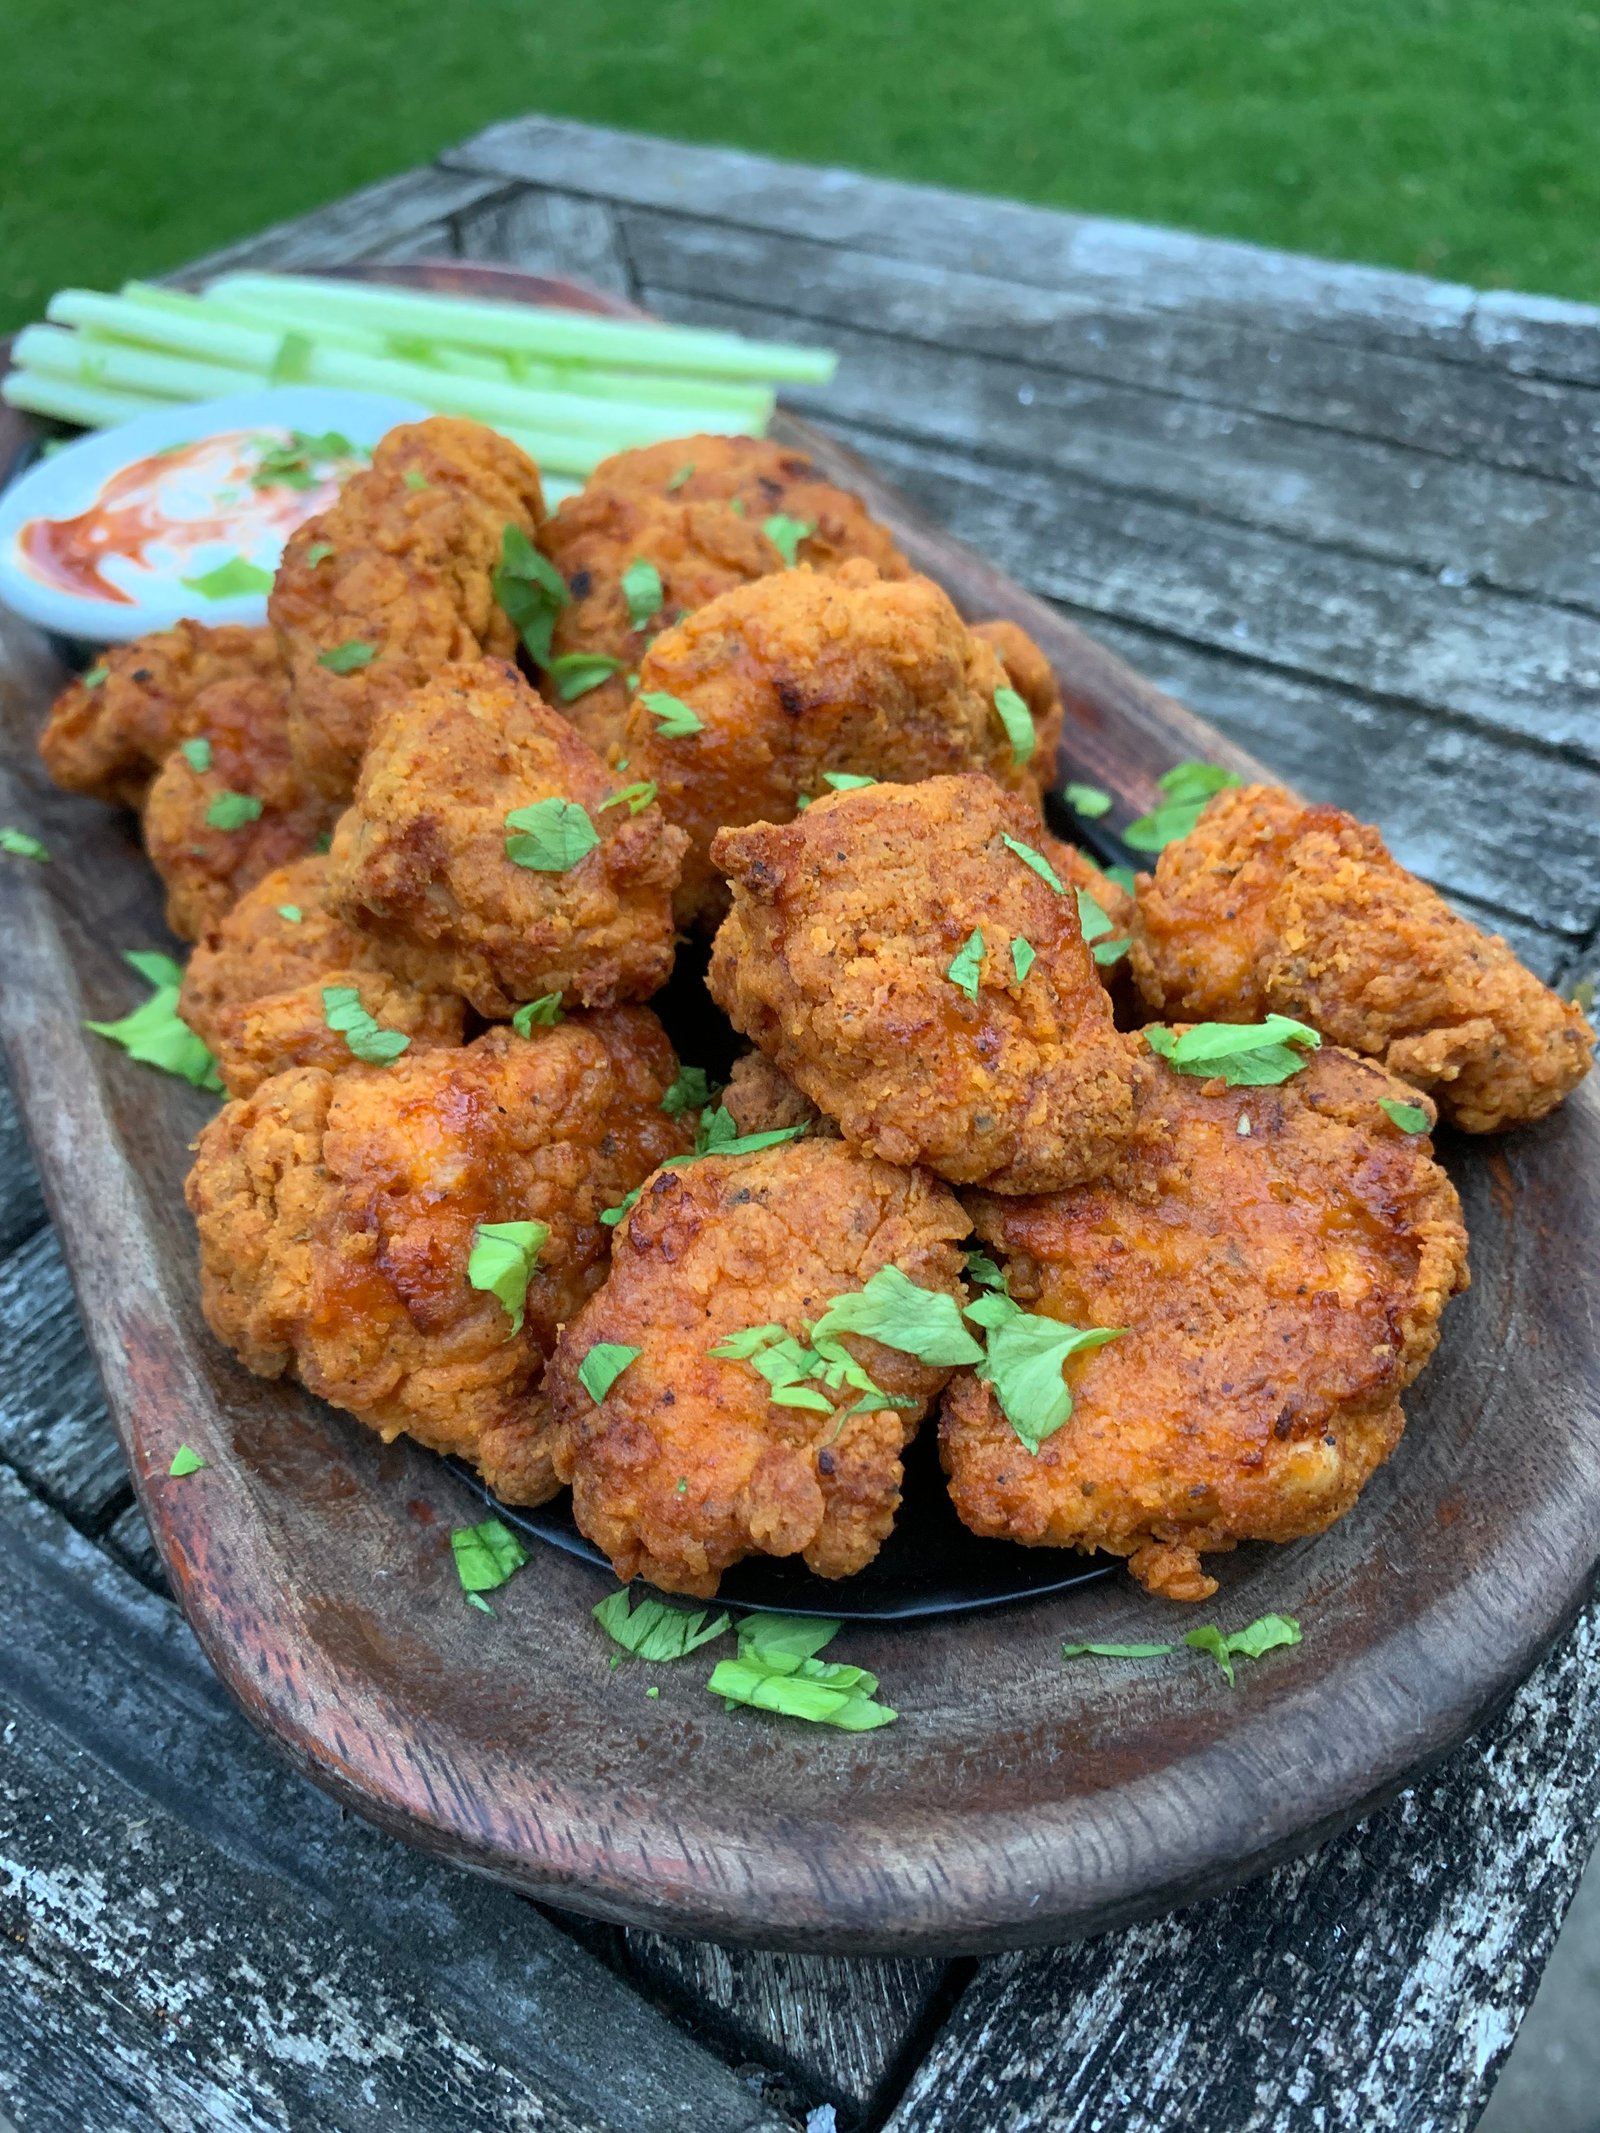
535 484 786 757
708 774 1139 1193
39 622 280 809
141 669 339 940
184 1015 693 1497
621 562 1050 928
721 1052 836 1138
324 658 685 1017
968 617 1065 789
1131 784 1595 1132
271 417 545 799
179 854 464 1097
942 1047 1470 1601
546 1140 970 1595
585 435 910 579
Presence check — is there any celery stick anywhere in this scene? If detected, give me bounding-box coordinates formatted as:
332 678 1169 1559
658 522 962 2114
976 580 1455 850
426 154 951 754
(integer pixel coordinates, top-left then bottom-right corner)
49 290 281 372
0 371 171 428
209 274 838 384
14 326 258 401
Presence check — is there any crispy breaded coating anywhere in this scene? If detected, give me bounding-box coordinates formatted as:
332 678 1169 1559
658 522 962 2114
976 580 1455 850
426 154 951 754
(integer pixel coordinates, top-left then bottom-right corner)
621 561 1052 928
271 417 545 799
1130 784 1594 1133
325 659 685 1018
547 1140 970 1596
586 435 910 579
141 669 339 940
709 775 1139 1194
535 485 787 755
969 617 1065 785
721 1051 836 1139
943 1046 1469 1601
185 1015 693 1500
179 854 464 1097
39 621 280 809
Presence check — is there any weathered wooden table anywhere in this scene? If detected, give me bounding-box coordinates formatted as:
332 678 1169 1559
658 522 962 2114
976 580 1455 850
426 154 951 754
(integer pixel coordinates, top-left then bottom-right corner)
3 116 1598 2133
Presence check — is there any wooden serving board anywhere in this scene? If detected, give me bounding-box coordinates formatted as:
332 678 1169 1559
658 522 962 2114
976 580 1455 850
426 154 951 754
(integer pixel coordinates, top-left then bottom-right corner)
0 264 1596 1956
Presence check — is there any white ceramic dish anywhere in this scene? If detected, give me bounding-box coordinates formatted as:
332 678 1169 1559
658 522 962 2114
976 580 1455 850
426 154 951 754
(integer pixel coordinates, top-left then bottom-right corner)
0 387 427 644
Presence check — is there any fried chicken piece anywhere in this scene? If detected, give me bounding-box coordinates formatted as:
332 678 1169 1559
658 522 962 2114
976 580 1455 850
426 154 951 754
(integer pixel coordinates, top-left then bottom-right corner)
586 434 910 579
325 659 685 1018
943 1046 1469 1601
969 617 1065 785
547 1140 970 1595
141 668 340 940
185 1014 693 1500
39 621 280 809
1130 784 1594 1133
534 485 787 755
721 1051 836 1139
709 774 1139 1193
621 561 1053 928
180 854 464 1097
271 417 545 799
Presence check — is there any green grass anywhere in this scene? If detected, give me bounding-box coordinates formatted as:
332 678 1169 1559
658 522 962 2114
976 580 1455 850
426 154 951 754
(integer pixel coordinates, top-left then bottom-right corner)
6 0 1599 334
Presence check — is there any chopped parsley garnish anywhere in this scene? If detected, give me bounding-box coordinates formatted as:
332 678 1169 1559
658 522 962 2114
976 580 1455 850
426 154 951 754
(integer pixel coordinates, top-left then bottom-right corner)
822 770 875 792
451 1516 530 1602
318 639 377 674
321 985 410 1065
992 685 1035 765
665 462 695 492
275 904 304 925
548 651 625 702
167 1444 207 1477
594 1589 730 1661
86 949 222 1090
708 1615 896 1731
661 1064 715 1115
1063 781 1113 818
1381 1098 1430 1134
599 1189 641 1229
1001 832 1064 893
1104 863 1138 896
763 513 813 566
812 1265 982 1367
504 797 599 871
946 928 985 1001
511 993 564 1035
578 1342 641 1403
598 1108 808 1224
180 737 212 772
467 1219 549 1335
83 663 109 689
204 790 263 831
1011 936 1036 984
1061 1639 1176 1659
639 690 704 738
1075 885 1131 967
493 524 568 664
181 556 275 601
600 779 658 815
966 1291 1122 1453
403 469 430 491
1184 1613 1302 1685
0 828 48 862
305 542 335 568
964 1248 1009 1293
1145 1016 1320 1087
1124 761 1243 853
622 557 664 631
710 1323 914 1419
252 429 362 490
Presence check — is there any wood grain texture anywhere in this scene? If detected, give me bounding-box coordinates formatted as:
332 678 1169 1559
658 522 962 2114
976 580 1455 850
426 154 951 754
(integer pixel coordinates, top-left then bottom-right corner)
178 163 513 277
0 1072 45 1256
0 1226 126 1525
1 265 1596 1956
0 1465 788 2133
889 1600 1600 2133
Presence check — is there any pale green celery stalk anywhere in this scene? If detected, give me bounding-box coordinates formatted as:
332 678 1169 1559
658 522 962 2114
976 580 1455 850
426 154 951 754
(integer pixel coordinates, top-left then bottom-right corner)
0 370 171 427
209 273 839 384
49 289 283 372
14 325 259 400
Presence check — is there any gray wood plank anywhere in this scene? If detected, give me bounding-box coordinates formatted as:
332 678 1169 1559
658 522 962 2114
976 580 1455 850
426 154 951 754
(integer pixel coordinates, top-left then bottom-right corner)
798 413 1600 765
453 188 637 299
0 1067 45 1258
0 1467 787 2133
888 1601 1600 2133
625 209 1600 514
1048 609 1600 940
178 165 513 278
0 1226 126 1525
624 1934 950 2122
102 1496 166 1591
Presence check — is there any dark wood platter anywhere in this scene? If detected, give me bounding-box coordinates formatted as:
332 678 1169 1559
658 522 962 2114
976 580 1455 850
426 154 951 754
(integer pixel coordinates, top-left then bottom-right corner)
0 263 1596 1956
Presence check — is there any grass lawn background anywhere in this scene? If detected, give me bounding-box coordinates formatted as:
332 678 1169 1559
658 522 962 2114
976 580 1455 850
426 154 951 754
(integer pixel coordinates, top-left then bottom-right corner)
6 0 1599 333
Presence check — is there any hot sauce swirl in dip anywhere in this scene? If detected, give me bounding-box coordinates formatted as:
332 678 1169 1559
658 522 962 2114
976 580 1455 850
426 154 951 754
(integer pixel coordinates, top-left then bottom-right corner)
18 428 365 604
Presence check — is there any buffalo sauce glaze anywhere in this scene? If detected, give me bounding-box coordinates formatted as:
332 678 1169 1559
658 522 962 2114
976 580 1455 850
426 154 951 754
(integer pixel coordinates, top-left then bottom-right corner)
18 430 346 604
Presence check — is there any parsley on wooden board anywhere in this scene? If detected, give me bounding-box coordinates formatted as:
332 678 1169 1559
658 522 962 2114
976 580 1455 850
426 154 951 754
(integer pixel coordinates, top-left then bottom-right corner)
1063 781 1112 818
450 1517 529 1607
594 1590 730 1660
167 1445 207 1477
86 950 222 1089
0 828 48 861
708 1614 897 1730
